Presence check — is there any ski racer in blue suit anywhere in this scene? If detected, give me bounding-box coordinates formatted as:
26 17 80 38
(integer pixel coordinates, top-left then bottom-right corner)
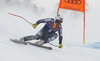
17 14 63 48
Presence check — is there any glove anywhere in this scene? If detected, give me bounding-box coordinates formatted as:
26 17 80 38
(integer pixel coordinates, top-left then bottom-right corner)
32 24 37 28
59 43 63 48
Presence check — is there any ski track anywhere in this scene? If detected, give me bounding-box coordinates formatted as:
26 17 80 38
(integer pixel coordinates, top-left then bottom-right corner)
0 39 100 61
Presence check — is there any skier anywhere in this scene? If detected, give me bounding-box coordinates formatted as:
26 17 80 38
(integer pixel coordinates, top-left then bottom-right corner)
14 14 63 48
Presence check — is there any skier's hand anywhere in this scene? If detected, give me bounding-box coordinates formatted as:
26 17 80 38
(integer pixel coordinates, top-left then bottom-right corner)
32 24 37 28
59 43 63 48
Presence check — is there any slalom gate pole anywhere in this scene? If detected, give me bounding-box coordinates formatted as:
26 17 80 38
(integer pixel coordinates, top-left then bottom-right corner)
57 9 59 14
83 12 85 44
8 13 33 25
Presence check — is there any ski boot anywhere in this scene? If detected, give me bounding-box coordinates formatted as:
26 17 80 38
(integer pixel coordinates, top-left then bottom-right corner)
10 38 27 45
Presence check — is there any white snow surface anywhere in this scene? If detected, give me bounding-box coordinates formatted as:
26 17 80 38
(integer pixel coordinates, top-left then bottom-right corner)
0 0 100 61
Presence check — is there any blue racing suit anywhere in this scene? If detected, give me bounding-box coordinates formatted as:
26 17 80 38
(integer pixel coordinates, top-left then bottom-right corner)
24 18 63 44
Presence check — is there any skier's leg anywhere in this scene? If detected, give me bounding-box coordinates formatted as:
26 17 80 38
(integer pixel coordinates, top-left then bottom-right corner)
43 33 58 43
22 28 44 41
12 29 44 45
23 31 42 41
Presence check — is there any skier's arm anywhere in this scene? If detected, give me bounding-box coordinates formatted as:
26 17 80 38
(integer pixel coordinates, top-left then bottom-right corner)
58 29 63 44
36 18 52 25
32 18 52 28
58 25 63 48
36 19 45 25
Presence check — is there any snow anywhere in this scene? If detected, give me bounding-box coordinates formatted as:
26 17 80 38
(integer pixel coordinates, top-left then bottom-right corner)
0 0 100 61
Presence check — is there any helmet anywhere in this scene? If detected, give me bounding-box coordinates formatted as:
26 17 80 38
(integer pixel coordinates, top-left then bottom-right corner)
55 14 63 22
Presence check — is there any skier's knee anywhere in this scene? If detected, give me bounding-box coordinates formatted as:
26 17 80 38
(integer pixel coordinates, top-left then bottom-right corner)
48 33 58 42
34 34 40 40
44 33 58 43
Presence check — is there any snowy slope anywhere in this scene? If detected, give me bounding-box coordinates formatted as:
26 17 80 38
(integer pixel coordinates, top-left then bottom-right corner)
0 0 100 61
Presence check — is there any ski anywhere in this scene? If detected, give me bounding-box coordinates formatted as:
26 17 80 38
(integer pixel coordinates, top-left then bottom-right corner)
28 42 52 50
10 39 27 45
10 39 52 50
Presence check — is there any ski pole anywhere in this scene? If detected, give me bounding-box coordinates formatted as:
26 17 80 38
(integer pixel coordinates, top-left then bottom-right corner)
34 41 59 47
8 13 33 25
49 43 59 47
